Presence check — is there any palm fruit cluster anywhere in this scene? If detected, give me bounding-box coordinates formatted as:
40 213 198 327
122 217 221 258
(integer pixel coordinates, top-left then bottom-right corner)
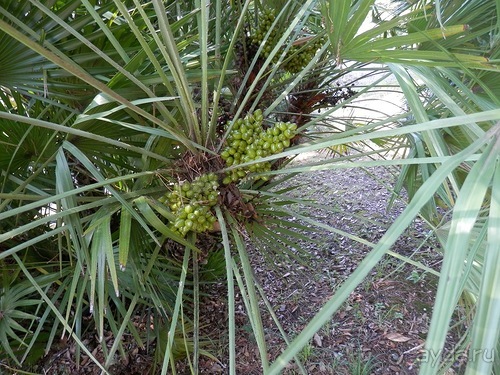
250 8 278 58
250 9 325 73
282 36 327 73
220 110 297 184
160 173 219 236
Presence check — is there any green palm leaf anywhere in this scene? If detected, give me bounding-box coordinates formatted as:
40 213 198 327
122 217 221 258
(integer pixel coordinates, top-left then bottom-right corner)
1 0 499 373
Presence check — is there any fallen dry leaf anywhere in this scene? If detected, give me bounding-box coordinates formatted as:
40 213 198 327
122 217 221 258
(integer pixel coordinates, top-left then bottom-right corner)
386 332 411 342
313 333 323 347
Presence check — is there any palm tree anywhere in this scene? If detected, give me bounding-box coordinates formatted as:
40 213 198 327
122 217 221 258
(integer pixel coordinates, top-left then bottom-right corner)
0 0 498 374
